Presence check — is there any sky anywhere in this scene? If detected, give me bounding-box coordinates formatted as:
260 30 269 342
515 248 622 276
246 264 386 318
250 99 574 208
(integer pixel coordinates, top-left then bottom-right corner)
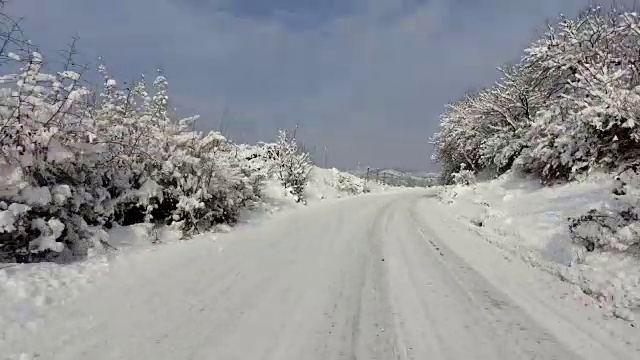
3 0 612 171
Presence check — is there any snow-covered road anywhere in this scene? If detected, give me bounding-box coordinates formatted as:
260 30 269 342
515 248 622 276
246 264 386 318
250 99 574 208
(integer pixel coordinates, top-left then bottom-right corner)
2 191 639 359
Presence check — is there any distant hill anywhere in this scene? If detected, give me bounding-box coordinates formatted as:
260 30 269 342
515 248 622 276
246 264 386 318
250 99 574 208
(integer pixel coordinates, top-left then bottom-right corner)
346 168 439 187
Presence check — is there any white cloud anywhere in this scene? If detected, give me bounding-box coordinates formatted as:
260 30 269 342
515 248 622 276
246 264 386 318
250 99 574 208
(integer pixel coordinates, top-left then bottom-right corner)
4 0 605 169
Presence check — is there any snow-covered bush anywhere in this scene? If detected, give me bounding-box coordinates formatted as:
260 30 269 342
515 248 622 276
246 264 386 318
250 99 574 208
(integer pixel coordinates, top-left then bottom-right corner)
0 47 107 262
333 171 366 195
269 129 312 203
568 169 640 255
451 163 477 186
152 130 262 230
0 39 267 262
433 6 640 184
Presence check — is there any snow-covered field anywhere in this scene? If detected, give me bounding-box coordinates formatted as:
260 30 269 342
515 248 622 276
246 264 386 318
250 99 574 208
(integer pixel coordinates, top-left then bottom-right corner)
436 171 640 323
0 165 387 345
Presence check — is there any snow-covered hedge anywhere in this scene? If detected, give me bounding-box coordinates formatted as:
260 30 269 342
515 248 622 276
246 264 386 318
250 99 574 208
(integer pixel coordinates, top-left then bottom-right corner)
432 6 640 184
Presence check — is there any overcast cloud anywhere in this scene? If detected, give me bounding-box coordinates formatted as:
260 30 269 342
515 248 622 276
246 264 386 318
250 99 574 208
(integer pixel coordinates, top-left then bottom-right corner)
5 0 610 170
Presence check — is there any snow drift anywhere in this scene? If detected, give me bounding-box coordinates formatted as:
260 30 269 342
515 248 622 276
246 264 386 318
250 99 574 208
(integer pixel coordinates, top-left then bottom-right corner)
436 171 640 323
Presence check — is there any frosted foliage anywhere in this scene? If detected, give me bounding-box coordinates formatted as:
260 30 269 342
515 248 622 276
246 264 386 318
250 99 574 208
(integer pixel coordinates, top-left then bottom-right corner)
451 164 476 186
334 171 367 195
432 7 640 184
0 52 265 262
268 130 312 203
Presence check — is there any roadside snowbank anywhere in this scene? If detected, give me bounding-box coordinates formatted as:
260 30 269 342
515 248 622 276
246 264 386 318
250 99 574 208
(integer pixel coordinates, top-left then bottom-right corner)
435 171 640 323
0 224 181 338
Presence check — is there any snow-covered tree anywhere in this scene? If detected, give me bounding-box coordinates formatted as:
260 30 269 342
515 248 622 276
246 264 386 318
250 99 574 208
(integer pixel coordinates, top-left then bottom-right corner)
270 129 312 203
433 5 640 184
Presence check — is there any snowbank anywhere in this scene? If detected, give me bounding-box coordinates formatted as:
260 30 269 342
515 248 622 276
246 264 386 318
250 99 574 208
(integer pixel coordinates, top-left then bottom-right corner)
0 223 183 340
435 171 640 323
0 259 110 336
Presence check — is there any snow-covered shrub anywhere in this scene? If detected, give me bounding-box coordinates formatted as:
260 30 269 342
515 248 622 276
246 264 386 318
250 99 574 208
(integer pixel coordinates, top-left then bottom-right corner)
568 170 640 254
0 46 268 262
89 73 266 235
0 48 110 261
151 130 265 234
451 164 476 186
334 171 366 195
269 129 312 203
